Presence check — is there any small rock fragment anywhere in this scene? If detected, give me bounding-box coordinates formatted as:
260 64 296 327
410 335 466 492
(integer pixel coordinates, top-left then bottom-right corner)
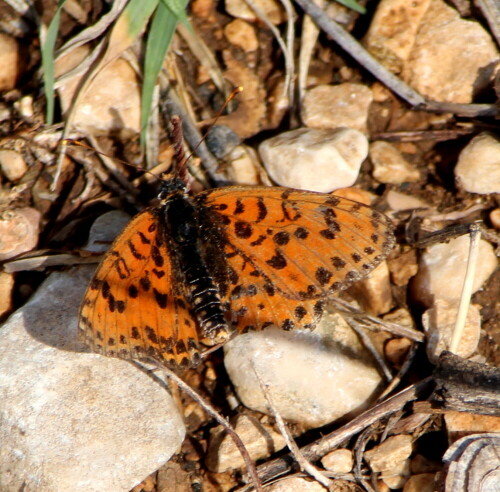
365 435 413 472
370 141 420 184
265 476 329 491
226 145 265 185
225 0 285 25
388 249 418 287
455 133 500 194
0 149 27 181
301 83 373 133
385 337 413 367
321 448 353 473
381 459 411 490
385 190 430 212
348 261 393 315
0 33 20 91
412 235 497 306
224 19 258 52
259 127 368 192
444 411 500 442
422 300 481 363
0 207 41 261
0 271 14 317
402 473 435 492
57 46 140 135
206 414 286 472
490 208 500 230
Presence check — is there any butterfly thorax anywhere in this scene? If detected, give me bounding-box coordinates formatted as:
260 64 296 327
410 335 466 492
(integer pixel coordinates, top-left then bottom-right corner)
163 192 232 344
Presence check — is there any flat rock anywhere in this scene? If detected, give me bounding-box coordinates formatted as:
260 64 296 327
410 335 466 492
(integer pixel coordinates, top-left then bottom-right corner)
455 132 500 194
224 313 383 428
0 216 186 491
259 127 368 192
412 235 497 306
301 83 373 133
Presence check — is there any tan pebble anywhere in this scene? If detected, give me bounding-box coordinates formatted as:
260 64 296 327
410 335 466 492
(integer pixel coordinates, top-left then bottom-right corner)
422 300 480 363
381 459 411 489
321 448 353 473
385 337 412 367
490 208 500 229
0 271 14 317
403 473 436 492
444 410 500 442
333 187 374 205
301 83 373 133
370 141 420 184
224 19 258 52
0 149 27 181
225 0 285 25
365 434 413 472
0 33 20 91
388 249 418 287
349 262 393 315
0 208 41 261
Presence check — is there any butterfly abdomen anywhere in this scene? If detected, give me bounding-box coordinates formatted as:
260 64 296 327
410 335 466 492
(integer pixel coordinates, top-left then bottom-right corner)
165 194 232 344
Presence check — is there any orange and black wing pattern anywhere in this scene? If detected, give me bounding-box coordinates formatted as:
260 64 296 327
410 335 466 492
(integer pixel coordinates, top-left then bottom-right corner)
198 186 394 333
79 208 201 368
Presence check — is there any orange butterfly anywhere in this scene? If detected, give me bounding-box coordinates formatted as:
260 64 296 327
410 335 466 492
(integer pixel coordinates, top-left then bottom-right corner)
79 178 394 369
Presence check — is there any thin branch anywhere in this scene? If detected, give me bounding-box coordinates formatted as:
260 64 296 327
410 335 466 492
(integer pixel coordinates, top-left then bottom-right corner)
133 361 264 492
253 366 332 489
450 224 481 353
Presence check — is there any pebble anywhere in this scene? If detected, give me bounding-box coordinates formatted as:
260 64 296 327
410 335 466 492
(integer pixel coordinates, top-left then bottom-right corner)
490 208 500 229
0 33 20 91
388 249 418 287
402 473 435 492
224 313 383 428
224 19 258 52
0 207 41 261
0 213 186 491
226 145 265 185
385 337 413 367
364 434 413 472
301 83 373 133
412 235 497 307
348 262 394 315
205 124 241 159
57 46 140 135
0 149 28 181
381 459 411 490
321 448 353 473
225 0 285 25
403 0 499 103
454 132 500 194
444 411 500 442
366 0 499 103
259 127 368 192
206 414 285 472
0 271 14 317
0 268 185 491
385 190 430 213
370 141 420 184
264 476 328 491
422 300 480 363
364 0 431 73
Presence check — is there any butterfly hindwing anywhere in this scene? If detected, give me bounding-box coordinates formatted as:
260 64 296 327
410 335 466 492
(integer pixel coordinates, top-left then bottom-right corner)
79 208 201 367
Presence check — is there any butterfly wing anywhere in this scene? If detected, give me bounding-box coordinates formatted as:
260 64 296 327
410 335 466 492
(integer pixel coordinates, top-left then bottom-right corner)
79 208 201 368
198 186 394 332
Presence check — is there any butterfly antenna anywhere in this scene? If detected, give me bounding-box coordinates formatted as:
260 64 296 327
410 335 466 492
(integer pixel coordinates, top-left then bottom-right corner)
170 115 188 186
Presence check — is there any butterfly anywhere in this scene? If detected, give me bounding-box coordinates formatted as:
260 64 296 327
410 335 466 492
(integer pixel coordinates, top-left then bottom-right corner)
79 177 395 369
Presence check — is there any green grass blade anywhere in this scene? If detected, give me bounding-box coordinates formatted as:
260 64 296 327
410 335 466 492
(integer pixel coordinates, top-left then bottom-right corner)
335 0 366 14
41 0 67 125
141 0 189 147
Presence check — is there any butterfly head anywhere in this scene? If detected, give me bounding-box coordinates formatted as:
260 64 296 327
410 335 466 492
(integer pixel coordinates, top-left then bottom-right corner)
158 176 187 200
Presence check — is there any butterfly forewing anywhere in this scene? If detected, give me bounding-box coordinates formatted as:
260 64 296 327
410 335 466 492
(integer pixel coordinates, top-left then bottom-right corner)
198 186 394 332
79 208 201 367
